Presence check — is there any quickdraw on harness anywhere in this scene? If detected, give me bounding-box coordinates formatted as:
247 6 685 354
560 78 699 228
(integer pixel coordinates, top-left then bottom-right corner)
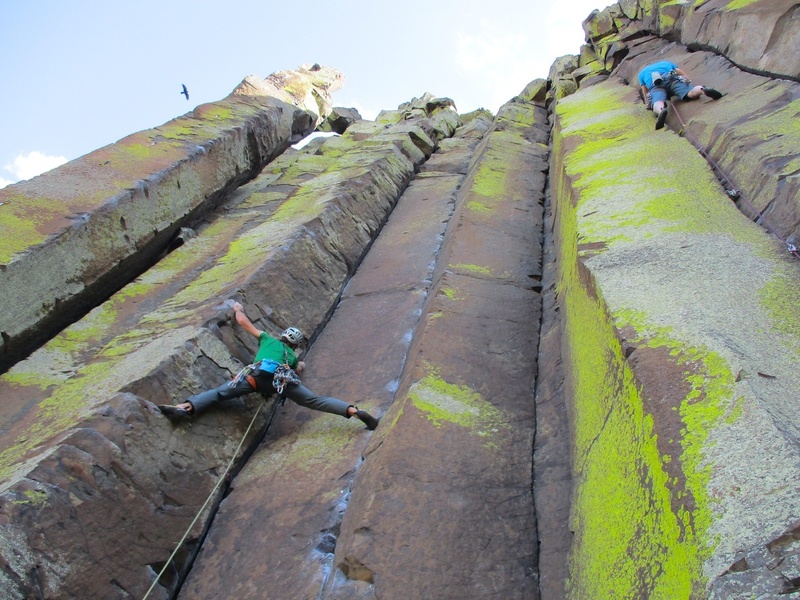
667 70 689 85
229 361 261 391
272 346 300 395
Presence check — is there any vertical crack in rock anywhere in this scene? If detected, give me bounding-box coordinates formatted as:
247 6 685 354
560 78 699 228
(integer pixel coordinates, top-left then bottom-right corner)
532 103 573 600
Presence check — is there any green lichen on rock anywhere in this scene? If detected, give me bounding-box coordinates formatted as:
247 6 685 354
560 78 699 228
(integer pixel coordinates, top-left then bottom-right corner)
723 0 763 10
451 263 492 276
551 80 750 597
0 195 66 264
760 269 800 358
558 83 759 252
471 159 509 200
466 200 493 215
12 488 48 508
249 412 360 477
0 324 198 484
440 286 458 301
408 370 508 444
556 185 719 599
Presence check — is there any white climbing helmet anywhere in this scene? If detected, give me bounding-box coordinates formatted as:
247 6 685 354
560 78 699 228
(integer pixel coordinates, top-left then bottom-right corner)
281 327 304 345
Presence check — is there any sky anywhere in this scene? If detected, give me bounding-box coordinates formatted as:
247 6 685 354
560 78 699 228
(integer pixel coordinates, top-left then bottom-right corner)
0 0 608 189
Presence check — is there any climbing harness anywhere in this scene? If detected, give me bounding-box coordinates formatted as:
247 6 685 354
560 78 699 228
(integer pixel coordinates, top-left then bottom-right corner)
141 399 266 600
670 102 800 260
229 361 261 391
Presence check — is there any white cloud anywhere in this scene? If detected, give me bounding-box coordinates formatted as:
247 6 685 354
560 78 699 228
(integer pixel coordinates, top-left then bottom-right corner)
3 151 68 183
0 177 14 190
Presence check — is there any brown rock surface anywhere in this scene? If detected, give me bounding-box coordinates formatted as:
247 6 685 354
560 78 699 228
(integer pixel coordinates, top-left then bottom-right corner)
2 1 800 597
0 95 458 599
179 105 491 600
326 97 549 599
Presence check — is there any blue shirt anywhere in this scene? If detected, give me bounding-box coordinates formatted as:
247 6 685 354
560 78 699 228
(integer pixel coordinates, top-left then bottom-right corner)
638 61 677 89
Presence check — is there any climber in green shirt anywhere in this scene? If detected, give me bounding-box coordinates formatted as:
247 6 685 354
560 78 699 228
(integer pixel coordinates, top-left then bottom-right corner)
158 301 379 430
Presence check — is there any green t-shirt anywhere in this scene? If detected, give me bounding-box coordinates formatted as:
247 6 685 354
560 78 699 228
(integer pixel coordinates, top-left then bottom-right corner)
253 333 298 370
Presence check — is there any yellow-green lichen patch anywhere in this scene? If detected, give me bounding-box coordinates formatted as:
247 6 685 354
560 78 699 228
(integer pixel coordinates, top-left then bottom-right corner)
659 11 676 28
759 268 800 358
408 373 509 445
557 82 755 252
451 263 492 276
193 104 236 123
717 99 800 204
276 154 338 184
46 304 119 356
236 190 291 210
558 84 637 135
616 309 735 526
243 412 359 480
560 223 717 598
440 286 459 301
270 185 332 224
11 488 48 508
114 136 185 164
4 288 161 390
724 395 746 425
370 111 398 126
724 0 763 9
552 82 742 597
0 195 72 263
466 200 493 215
471 161 510 200
496 103 540 128
154 119 205 140
692 83 788 150
140 224 288 328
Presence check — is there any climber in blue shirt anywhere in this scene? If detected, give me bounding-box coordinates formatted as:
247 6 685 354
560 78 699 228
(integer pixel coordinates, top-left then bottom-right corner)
638 60 723 130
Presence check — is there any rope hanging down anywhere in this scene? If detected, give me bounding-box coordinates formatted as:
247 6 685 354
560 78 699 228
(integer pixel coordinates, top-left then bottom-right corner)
669 102 800 260
141 400 266 600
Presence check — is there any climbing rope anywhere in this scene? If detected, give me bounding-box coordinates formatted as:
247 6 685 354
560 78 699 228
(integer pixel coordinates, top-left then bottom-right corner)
141 400 266 600
669 101 800 259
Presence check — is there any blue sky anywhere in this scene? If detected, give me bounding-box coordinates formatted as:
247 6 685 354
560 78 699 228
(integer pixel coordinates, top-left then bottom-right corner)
0 0 606 188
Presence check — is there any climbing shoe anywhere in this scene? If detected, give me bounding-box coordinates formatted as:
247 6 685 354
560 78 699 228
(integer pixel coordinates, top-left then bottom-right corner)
655 106 668 130
702 87 722 100
158 405 191 421
355 409 380 431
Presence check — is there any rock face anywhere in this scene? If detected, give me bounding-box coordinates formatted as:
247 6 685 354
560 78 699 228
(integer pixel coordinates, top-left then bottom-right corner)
0 65 339 375
231 63 345 126
1 2 800 599
547 1 800 598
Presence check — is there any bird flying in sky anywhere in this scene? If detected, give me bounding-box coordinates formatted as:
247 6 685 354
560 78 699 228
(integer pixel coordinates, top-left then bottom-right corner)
181 84 189 100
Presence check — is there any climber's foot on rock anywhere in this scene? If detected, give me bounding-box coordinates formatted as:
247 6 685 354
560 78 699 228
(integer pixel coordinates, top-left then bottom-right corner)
354 409 379 430
159 405 191 421
655 106 669 130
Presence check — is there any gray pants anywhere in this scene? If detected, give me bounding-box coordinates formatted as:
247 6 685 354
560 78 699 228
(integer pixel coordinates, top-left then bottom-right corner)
187 369 352 418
